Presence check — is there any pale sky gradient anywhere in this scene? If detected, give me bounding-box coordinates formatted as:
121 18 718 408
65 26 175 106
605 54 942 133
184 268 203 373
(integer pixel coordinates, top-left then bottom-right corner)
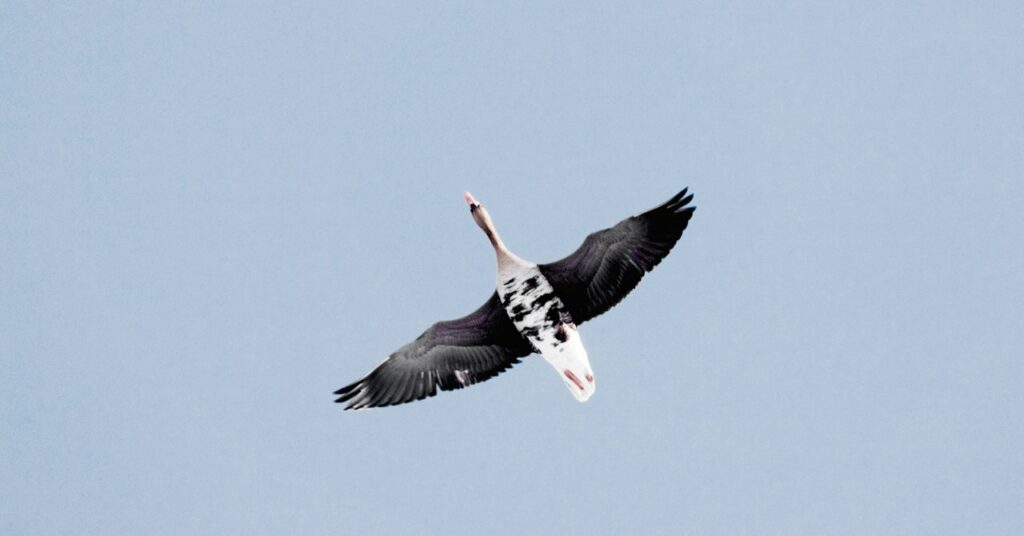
2 2 1022 535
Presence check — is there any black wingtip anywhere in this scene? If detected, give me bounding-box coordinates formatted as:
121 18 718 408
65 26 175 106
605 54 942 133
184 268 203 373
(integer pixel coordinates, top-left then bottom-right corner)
673 193 695 212
652 188 695 216
655 188 686 209
333 380 363 403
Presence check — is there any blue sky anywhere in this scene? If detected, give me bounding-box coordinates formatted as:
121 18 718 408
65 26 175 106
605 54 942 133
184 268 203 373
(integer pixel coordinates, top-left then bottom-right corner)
2 2 1022 534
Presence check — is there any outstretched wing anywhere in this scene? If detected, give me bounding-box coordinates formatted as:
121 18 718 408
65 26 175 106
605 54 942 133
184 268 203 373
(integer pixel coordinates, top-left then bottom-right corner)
334 292 533 410
538 188 695 324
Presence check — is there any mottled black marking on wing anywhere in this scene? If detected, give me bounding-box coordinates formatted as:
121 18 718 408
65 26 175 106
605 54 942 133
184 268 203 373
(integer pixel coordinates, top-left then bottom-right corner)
520 325 540 339
509 303 529 322
538 188 695 324
333 292 534 410
544 306 561 325
554 325 569 343
531 292 556 309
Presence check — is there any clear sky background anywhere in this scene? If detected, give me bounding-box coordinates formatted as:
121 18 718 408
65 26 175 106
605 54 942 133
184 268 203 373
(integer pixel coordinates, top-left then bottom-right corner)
2 2 1022 535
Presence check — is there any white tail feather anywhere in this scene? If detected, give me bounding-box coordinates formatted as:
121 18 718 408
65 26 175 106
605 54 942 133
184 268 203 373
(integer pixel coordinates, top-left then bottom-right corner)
538 324 595 402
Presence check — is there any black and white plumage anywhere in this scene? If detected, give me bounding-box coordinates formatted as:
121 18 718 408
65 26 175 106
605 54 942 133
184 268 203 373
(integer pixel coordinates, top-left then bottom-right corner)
334 188 696 410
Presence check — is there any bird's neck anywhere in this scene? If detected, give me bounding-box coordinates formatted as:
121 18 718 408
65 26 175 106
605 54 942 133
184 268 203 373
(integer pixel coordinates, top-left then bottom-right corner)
484 224 505 251
484 223 526 268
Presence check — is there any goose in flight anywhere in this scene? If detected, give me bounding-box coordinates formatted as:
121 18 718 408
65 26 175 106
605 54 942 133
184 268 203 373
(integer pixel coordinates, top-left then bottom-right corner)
334 188 696 410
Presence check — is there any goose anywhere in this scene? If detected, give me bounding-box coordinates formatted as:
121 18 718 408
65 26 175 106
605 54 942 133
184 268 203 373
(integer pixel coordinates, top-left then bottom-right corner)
334 188 696 410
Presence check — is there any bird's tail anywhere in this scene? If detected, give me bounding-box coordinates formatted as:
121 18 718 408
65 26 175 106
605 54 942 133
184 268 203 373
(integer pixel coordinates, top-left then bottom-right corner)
539 324 596 402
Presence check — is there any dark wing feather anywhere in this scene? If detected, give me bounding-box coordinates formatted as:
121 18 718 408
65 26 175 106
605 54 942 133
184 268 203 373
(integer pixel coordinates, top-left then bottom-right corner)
334 292 533 410
538 188 695 324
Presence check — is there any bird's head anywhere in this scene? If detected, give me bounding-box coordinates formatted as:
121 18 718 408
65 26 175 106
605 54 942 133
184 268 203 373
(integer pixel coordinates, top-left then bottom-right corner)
464 191 495 235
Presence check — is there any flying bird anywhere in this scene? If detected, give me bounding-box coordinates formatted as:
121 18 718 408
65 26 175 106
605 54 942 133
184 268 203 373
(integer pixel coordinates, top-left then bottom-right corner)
334 188 696 410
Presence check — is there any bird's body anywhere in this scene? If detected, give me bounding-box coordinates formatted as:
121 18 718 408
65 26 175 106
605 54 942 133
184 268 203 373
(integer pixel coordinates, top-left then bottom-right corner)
334 188 695 410
497 265 595 401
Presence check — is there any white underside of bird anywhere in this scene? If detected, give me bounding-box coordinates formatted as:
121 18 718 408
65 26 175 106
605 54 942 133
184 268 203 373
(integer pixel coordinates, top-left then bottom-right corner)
496 264 595 402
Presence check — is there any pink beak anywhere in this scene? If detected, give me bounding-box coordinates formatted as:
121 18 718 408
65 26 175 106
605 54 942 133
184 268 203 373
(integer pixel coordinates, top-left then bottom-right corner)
464 191 479 207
